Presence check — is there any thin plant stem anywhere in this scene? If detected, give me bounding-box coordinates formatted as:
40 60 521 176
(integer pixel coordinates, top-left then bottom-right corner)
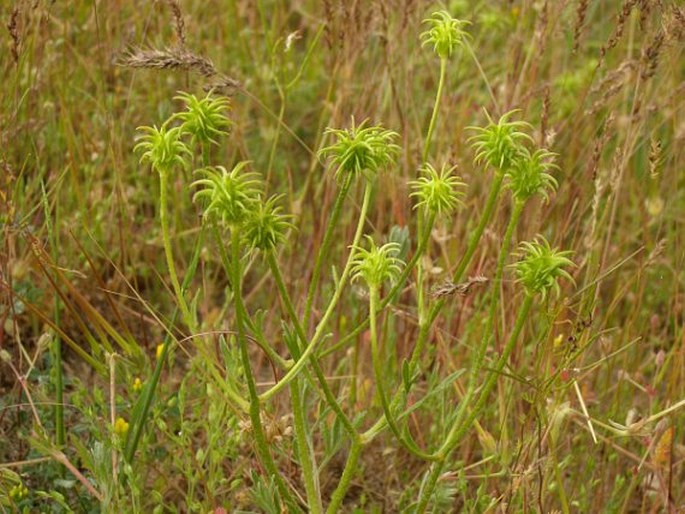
414 294 534 513
325 439 362 514
267 253 359 438
449 198 524 436
369 287 438 461
159 170 194 329
423 57 447 163
319 211 436 359
303 172 353 330
290 378 323 513
260 180 372 401
230 228 301 512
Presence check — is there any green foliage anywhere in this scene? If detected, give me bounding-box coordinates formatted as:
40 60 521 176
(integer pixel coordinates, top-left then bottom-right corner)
173 91 232 147
319 119 400 182
513 237 575 299
410 163 466 217
134 124 191 174
351 236 404 288
421 10 471 60
192 162 262 226
468 110 533 172
243 194 293 252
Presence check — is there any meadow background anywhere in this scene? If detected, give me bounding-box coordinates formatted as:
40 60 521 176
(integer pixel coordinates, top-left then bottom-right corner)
1 0 684 512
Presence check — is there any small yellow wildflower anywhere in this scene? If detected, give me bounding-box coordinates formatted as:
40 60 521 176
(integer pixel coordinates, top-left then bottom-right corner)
156 343 165 360
114 417 129 437
9 483 29 501
132 377 143 393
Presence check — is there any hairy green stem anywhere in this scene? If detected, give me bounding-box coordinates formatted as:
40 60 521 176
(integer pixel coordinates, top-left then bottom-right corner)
423 57 447 163
303 173 354 330
415 294 534 513
260 180 372 401
290 379 322 513
369 287 438 461
267 253 358 438
325 439 362 514
449 198 524 436
124 228 211 462
230 229 300 511
159 170 194 329
319 211 436 359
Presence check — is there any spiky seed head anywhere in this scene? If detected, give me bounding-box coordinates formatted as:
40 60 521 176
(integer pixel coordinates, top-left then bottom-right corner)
506 148 559 203
191 162 262 226
409 163 466 217
319 118 400 182
134 123 191 174
421 11 471 59
351 236 404 289
468 110 533 172
173 91 232 146
512 236 575 300
243 194 294 252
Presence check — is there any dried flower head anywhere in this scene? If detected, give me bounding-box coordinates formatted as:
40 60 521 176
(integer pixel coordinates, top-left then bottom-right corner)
468 110 533 172
506 148 558 203
134 123 191 174
192 162 262 226
243 194 294 252
351 236 404 288
409 163 466 217
421 11 471 59
319 119 400 182
173 91 232 146
512 237 575 300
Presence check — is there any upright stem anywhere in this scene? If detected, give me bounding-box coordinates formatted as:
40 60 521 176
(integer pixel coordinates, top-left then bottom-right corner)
326 439 362 514
449 198 524 435
369 287 437 461
267 253 358 438
260 181 372 401
304 173 353 330
159 170 193 329
423 57 447 163
230 229 300 511
414 294 534 513
290 379 322 513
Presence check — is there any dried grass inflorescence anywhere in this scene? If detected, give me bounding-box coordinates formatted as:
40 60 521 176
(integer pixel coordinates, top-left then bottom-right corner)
118 47 240 94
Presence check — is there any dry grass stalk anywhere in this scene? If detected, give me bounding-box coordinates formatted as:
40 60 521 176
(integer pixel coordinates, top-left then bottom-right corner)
573 0 589 54
7 6 20 65
649 138 662 179
167 0 186 48
640 31 664 80
118 46 240 94
600 0 638 61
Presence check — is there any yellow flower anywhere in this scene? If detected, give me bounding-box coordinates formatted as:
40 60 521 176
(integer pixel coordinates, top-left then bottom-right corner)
156 343 165 360
114 417 130 437
132 377 143 393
